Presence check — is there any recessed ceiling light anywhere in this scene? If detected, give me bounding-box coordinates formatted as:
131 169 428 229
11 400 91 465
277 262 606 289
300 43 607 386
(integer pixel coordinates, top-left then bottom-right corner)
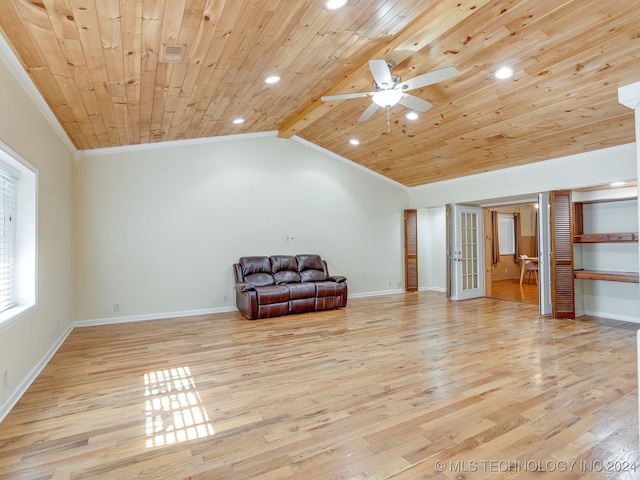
232 118 244 124
265 75 280 84
349 139 359 145
494 66 513 79
325 0 347 10
406 111 419 120
610 181 626 187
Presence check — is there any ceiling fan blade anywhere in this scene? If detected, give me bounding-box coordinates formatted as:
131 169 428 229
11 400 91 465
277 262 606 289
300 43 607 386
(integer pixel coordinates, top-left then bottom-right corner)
398 94 433 112
358 102 379 122
321 92 373 102
398 66 458 92
369 59 393 89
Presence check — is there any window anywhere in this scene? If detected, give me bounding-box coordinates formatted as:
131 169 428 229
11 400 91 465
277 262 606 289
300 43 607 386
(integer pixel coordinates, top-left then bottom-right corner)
498 214 515 255
0 168 18 312
0 141 36 332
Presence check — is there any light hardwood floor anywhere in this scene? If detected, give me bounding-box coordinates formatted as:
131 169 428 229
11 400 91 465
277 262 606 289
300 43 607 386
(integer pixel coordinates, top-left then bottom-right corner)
0 291 638 479
491 279 539 305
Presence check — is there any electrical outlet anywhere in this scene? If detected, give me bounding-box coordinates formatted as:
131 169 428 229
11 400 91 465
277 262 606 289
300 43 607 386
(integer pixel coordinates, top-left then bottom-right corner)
223 294 229 303
113 303 121 312
2 369 8 390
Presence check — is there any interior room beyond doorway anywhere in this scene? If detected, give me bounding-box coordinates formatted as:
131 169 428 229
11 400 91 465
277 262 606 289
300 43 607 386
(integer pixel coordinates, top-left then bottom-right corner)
486 202 539 305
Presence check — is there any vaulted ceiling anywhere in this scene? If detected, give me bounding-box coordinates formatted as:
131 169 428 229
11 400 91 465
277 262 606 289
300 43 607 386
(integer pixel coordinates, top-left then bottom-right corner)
1 0 639 187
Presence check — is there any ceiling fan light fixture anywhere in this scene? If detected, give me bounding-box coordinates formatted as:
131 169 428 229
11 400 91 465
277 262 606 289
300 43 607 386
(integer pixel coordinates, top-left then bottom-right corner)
372 90 403 108
325 0 347 10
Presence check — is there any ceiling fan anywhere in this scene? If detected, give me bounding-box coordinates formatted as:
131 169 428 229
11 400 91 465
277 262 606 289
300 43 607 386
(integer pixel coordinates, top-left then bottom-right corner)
321 59 458 130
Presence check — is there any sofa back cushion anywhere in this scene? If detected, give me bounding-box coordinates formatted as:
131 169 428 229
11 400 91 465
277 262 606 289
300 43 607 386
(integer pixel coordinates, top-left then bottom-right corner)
271 255 301 284
239 256 274 286
296 254 327 282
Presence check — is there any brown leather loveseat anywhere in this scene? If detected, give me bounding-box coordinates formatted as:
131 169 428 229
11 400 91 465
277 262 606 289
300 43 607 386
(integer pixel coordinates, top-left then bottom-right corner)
233 254 347 320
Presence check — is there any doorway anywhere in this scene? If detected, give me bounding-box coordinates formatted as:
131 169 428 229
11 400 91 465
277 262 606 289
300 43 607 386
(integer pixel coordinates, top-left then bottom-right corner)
484 202 540 305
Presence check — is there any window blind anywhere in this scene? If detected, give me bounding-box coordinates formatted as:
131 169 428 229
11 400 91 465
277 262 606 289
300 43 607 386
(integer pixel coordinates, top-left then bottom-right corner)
0 169 17 312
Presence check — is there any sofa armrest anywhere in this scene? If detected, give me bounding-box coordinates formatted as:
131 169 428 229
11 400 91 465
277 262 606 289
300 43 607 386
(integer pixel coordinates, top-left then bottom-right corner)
235 283 258 319
236 282 255 293
327 275 347 283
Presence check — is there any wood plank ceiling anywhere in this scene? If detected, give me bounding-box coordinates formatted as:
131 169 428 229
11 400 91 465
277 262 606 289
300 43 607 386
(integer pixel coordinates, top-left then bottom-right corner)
1 0 639 187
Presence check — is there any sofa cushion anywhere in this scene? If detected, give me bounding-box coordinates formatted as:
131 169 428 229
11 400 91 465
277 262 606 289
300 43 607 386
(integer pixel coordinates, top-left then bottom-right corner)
296 254 324 271
240 256 274 286
244 272 275 286
258 302 289 318
274 270 300 284
300 269 326 282
290 298 315 314
315 281 346 298
271 255 301 284
255 285 290 305
271 255 298 272
285 282 316 299
296 254 327 282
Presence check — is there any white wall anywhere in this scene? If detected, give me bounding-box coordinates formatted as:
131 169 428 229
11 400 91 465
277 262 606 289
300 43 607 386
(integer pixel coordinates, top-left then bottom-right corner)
417 208 446 291
0 45 74 410
573 197 639 322
74 135 409 322
409 144 637 208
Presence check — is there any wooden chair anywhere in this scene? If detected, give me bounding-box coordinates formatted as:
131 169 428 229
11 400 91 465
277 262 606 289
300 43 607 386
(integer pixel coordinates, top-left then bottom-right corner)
519 255 538 285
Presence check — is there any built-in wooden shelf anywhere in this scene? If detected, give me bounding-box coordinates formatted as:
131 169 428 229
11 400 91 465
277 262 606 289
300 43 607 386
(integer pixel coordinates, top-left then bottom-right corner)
573 269 639 283
573 232 638 243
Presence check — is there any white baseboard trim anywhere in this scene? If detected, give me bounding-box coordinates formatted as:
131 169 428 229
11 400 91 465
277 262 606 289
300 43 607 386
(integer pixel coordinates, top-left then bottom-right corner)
75 306 237 327
0 323 74 423
349 289 404 298
419 286 446 293
350 288 446 298
577 309 640 324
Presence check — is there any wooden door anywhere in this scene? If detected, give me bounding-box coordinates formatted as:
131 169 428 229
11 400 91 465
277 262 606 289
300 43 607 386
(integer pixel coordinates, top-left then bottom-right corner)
404 209 418 291
550 190 575 319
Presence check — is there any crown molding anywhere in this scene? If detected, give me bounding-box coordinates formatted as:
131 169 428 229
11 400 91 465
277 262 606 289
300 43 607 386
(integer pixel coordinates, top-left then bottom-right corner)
0 32 77 155
75 130 279 158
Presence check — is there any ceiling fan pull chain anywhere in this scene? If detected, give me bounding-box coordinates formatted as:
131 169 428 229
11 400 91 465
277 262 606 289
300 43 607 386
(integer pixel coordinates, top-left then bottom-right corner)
387 106 391 132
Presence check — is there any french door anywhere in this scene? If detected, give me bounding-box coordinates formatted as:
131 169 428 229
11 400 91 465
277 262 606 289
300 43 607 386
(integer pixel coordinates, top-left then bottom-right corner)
450 205 484 300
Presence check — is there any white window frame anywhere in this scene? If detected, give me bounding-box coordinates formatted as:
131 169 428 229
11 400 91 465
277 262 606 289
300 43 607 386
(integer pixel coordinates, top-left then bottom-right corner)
0 141 37 333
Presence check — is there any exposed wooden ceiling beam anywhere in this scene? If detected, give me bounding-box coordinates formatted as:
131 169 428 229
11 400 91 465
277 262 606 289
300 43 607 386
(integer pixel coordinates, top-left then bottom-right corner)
276 0 493 139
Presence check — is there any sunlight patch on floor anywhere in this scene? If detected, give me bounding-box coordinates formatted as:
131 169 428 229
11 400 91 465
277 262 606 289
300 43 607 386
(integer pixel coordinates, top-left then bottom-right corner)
144 366 214 448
